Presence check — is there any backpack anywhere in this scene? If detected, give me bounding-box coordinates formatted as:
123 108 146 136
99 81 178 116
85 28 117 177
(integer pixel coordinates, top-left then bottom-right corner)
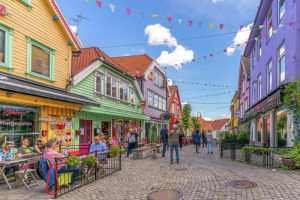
129 135 136 143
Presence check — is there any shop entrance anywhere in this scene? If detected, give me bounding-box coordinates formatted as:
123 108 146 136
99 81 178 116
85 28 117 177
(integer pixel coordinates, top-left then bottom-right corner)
101 121 111 141
79 120 92 146
263 116 270 147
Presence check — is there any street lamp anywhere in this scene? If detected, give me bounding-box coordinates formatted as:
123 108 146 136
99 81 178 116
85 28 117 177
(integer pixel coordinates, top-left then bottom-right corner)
197 112 202 118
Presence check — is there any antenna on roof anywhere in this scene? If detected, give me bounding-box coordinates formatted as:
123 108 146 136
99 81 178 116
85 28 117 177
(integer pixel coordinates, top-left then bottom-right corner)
69 13 89 35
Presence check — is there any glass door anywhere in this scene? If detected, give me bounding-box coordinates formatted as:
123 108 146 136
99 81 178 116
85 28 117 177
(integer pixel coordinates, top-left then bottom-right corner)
79 120 92 145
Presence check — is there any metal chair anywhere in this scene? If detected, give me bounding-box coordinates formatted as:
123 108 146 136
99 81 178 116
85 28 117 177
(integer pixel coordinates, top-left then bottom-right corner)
15 156 41 190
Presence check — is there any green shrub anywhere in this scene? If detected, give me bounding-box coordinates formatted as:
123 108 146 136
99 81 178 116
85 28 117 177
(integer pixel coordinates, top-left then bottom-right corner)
83 155 97 167
66 156 81 167
109 145 122 156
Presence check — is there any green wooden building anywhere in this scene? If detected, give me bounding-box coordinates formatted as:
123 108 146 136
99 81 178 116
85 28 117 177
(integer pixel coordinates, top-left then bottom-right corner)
70 47 149 146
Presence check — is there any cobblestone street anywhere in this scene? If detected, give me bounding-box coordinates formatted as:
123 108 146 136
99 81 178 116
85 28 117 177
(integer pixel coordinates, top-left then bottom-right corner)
1 146 300 200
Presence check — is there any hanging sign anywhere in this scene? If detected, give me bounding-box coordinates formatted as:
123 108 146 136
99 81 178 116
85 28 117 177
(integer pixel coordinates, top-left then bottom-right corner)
0 4 8 16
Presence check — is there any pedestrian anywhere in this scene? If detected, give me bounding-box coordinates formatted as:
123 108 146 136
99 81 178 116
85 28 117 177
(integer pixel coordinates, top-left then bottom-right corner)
193 130 201 153
126 129 136 157
169 121 181 164
133 128 139 149
207 131 213 154
202 131 207 147
160 124 168 157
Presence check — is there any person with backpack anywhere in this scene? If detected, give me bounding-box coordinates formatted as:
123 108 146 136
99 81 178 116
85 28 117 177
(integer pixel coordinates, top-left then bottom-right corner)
160 124 168 157
126 129 136 157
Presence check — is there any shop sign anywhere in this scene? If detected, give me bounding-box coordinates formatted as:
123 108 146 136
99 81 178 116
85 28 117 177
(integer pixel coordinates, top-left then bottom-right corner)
0 120 33 127
140 100 147 108
254 90 282 113
234 111 240 117
0 4 8 16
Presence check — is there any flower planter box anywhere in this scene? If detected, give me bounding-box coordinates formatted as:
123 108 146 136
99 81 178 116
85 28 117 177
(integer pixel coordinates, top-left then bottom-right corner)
282 158 295 170
132 147 153 159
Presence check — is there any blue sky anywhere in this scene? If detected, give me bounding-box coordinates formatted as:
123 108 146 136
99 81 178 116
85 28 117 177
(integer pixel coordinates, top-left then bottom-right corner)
57 0 260 120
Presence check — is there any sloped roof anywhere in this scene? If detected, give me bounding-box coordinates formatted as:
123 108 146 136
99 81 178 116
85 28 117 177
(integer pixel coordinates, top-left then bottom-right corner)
49 0 81 49
112 54 153 77
198 118 213 132
211 119 231 130
71 47 132 77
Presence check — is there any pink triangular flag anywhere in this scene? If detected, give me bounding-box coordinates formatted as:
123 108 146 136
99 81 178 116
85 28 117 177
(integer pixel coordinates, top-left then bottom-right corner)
126 8 131 15
96 0 102 8
188 20 193 27
167 17 173 23
240 25 244 30
219 24 224 30
288 22 294 27
263 33 268 38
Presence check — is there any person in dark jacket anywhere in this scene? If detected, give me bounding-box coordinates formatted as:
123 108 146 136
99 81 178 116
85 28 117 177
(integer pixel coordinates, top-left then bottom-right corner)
202 131 207 147
179 127 184 151
160 124 169 157
193 130 201 153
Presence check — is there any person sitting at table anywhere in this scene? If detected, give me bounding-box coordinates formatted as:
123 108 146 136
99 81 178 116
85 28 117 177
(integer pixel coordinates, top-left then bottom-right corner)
90 135 108 165
34 137 46 154
17 138 33 157
43 139 79 184
0 141 19 174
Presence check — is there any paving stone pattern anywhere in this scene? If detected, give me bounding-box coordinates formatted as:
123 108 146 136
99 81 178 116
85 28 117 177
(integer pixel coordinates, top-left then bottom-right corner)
1 146 300 200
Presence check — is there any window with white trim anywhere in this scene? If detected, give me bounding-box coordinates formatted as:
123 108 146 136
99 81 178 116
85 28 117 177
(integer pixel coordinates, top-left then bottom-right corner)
278 42 286 84
252 44 256 69
279 0 285 21
163 99 166 111
95 73 103 94
112 78 117 98
257 74 262 100
153 71 164 88
148 91 153 107
124 84 129 102
106 76 112 96
154 94 158 108
253 81 257 104
0 24 12 70
258 34 262 59
147 90 166 111
267 60 272 92
267 8 273 39
129 88 135 104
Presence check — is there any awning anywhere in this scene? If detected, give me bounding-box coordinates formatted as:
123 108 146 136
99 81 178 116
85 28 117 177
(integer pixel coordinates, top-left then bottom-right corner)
0 72 100 107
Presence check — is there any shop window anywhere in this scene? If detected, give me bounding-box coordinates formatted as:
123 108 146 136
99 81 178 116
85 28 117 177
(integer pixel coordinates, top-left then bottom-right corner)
278 42 286 84
257 117 262 142
27 38 55 81
279 0 285 21
0 24 13 70
276 110 287 147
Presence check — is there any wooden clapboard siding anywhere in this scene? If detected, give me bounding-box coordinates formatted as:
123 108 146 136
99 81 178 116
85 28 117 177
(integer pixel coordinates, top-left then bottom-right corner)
70 64 150 120
0 0 75 89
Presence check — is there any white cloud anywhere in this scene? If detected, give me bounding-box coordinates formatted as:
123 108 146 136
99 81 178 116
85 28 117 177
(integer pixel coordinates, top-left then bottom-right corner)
226 23 252 56
145 24 194 69
70 25 77 33
144 24 178 47
157 45 194 69
212 0 222 4
203 117 213 121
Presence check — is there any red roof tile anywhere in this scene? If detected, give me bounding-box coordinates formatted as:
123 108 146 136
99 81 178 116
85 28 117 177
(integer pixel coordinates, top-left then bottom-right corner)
198 118 230 131
198 118 213 132
112 54 153 77
72 47 131 77
211 119 231 130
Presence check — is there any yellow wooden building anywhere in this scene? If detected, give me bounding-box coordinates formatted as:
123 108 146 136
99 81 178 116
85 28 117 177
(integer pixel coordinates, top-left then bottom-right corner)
230 91 240 131
0 0 98 146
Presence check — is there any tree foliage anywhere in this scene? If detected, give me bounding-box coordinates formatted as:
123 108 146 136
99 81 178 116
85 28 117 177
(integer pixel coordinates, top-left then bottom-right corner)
191 117 201 130
182 104 192 131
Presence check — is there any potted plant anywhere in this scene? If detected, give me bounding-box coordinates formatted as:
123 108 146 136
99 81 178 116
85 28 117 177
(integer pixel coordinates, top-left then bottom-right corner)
109 145 121 157
66 156 81 169
83 155 98 168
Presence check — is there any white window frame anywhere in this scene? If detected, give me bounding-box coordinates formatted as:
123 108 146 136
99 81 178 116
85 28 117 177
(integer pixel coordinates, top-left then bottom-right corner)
148 90 153 107
154 94 159 108
267 8 273 40
106 75 112 97
95 72 104 94
257 74 262 100
267 59 272 93
252 45 256 69
278 41 286 84
278 0 285 22
258 34 262 59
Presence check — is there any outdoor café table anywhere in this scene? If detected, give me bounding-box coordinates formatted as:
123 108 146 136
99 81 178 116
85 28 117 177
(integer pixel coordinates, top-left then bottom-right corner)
0 158 28 190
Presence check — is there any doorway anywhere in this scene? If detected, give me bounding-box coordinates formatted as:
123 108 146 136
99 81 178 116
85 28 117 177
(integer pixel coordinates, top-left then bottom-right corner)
79 120 92 145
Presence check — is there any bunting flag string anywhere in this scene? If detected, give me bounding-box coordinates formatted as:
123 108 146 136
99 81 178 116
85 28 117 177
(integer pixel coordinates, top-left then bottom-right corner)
173 80 235 88
90 0 296 31
184 91 233 100
189 102 231 105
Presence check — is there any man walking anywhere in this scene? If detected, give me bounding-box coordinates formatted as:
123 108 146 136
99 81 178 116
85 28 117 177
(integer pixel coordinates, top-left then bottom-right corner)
207 131 213 154
169 121 181 164
160 124 168 157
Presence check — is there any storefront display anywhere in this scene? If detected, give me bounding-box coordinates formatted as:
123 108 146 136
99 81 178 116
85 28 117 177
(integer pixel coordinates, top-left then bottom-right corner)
112 119 142 145
48 116 74 146
0 104 39 147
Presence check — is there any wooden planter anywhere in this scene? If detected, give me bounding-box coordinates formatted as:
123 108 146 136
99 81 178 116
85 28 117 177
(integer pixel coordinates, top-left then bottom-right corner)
282 158 295 170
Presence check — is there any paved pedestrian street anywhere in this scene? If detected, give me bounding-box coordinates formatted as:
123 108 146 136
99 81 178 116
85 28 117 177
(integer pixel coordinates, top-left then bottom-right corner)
1 146 300 200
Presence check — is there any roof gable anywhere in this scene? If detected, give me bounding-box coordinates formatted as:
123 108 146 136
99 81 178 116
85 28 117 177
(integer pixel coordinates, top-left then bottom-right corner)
168 85 182 111
49 0 81 49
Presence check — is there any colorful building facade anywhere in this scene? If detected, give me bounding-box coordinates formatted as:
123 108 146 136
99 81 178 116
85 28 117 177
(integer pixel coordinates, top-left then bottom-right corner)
238 56 250 127
70 48 149 146
244 0 300 147
230 91 240 131
168 85 182 130
0 0 97 147
113 54 168 142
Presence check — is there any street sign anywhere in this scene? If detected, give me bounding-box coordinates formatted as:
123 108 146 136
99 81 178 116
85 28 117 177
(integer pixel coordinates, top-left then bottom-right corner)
0 4 8 16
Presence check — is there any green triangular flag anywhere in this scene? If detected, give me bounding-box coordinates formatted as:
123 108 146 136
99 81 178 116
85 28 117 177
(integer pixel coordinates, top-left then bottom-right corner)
109 4 116 13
